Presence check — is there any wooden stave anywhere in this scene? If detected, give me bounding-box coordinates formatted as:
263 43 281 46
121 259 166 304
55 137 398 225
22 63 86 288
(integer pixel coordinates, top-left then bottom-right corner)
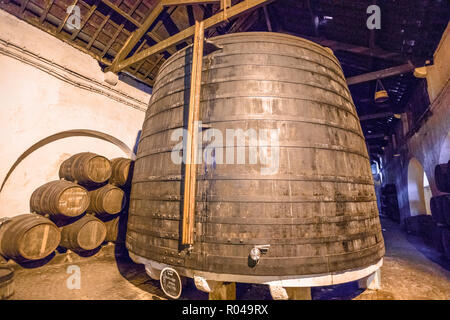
87 184 126 215
59 152 112 187
30 180 89 218
0 267 14 300
109 158 132 187
59 214 106 251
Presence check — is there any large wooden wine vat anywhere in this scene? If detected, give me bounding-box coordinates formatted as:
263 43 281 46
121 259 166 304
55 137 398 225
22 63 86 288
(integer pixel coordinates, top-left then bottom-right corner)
126 32 385 285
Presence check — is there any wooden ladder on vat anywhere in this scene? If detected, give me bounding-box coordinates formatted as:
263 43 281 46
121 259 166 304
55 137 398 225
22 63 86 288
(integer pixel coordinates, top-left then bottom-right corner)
181 20 205 246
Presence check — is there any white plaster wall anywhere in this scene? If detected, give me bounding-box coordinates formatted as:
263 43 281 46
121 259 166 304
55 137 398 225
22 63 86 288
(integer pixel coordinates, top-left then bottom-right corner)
0 10 150 218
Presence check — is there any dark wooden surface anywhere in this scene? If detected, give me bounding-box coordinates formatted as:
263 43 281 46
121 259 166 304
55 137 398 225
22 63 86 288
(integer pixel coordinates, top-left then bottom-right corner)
435 162 450 193
127 32 385 276
59 152 112 187
30 180 89 218
0 214 60 261
0 267 14 300
109 158 133 187
88 184 125 215
104 216 120 243
59 214 106 251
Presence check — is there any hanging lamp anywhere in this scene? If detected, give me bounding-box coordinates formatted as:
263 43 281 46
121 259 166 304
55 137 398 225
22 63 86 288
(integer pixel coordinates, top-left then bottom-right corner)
374 79 389 103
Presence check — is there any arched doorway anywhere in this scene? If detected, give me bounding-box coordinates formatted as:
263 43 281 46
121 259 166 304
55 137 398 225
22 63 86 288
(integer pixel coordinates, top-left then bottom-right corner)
407 158 431 216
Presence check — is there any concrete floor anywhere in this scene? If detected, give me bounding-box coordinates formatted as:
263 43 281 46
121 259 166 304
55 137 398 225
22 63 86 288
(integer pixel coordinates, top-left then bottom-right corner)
6 217 450 300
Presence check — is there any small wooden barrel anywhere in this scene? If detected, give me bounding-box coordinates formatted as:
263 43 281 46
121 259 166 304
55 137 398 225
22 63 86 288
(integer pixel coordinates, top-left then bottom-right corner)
60 215 106 251
30 180 89 218
88 184 125 215
0 214 61 261
435 162 450 193
104 217 120 242
109 158 133 187
59 152 112 187
0 267 14 300
431 196 446 226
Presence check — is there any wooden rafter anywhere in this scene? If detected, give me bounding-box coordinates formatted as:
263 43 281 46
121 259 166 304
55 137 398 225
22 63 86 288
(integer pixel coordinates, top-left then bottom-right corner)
57 0 79 33
131 40 148 74
86 8 114 49
101 23 125 58
112 0 274 72
71 0 100 40
263 5 272 32
100 0 172 80
346 62 415 85
143 54 164 79
110 0 165 71
39 0 54 23
20 0 30 16
100 0 140 58
101 0 141 26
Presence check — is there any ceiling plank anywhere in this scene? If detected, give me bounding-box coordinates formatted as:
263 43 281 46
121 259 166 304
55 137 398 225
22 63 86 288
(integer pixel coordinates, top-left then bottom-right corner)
86 8 114 49
39 0 54 23
113 0 275 72
71 0 101 40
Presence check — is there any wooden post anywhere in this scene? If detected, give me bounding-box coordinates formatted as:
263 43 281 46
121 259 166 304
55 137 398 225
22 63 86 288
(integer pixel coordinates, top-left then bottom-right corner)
358 269 381 290
209 282 236 300
181 20 205 246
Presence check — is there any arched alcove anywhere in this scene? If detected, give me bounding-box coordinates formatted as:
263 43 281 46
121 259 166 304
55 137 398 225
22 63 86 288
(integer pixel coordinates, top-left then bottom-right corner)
407 158 430 216
0 129 135 193
0 130 136 218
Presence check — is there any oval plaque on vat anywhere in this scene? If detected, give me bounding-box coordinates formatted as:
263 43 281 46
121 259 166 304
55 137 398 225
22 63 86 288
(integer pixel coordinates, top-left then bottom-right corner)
160 267 182 299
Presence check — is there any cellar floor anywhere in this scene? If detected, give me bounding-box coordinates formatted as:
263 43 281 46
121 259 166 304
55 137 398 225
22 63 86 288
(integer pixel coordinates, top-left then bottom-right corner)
8 217 450 300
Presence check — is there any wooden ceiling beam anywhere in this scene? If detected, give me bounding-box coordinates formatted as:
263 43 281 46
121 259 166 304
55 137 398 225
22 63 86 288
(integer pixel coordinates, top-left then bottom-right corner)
56 0 79 33
86 8 114 49
281 30 410 63
39 0 54 23
347 62 415 86
101 0 141 26
101 0 176 55
110 1 165 71
112 0 274 72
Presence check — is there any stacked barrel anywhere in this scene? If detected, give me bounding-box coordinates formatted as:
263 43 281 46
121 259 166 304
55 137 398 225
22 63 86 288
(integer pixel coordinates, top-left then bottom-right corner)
380 184 400 221
430 160 450 260
0 152 133 265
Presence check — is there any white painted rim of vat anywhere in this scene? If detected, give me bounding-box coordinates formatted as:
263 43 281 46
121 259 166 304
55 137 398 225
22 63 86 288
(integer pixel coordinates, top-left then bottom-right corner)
129 252 383 287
